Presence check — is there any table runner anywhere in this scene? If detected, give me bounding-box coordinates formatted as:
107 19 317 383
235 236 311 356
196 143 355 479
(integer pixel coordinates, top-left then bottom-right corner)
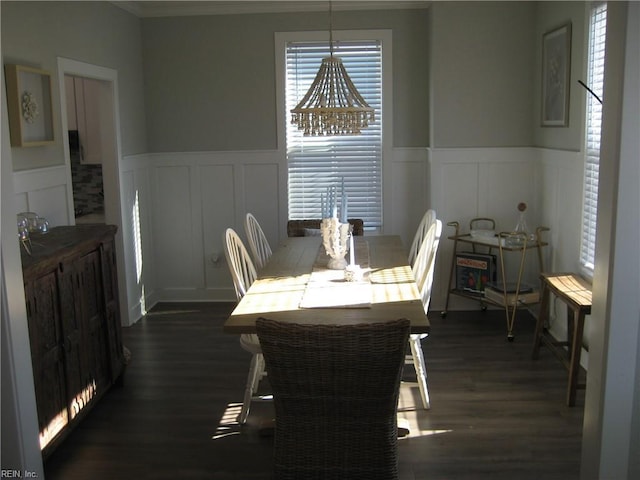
299 238 372 309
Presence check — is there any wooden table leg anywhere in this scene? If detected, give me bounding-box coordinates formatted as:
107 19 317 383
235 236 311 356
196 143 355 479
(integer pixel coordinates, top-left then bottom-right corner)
566 305 575 353
531 273 591 406
532 282 550 359
566 310 586 406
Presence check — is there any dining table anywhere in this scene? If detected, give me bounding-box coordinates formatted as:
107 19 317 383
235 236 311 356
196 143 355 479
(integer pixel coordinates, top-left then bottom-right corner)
223 235 429 334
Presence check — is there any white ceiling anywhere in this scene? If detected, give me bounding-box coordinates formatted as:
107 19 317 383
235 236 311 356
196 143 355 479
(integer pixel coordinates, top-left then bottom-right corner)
113 1 431 18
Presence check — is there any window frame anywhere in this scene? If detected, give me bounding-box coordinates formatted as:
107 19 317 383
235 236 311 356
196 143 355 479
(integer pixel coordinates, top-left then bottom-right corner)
580 1 607 279
275 29 393 233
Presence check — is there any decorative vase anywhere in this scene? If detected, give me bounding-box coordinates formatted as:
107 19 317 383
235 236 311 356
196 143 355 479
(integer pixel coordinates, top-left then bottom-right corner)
321 218 351 269
507 202 536 247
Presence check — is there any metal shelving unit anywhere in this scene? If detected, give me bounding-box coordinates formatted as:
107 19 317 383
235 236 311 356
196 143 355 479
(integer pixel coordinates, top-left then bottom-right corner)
441 218 549 341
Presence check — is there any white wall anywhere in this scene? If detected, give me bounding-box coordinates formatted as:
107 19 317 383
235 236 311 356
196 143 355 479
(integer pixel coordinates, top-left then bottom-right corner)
430 145 592 346
12 166 73 226
1 63 44 479
10 152 156 327
8 145 431 310
431 147 540 312
537 147 589 350
147 146 429 302
148 150 281 301
120 153 158 320
9 143 585 325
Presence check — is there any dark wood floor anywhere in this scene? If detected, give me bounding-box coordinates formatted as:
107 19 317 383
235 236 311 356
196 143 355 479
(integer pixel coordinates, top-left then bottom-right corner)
44 303 584 479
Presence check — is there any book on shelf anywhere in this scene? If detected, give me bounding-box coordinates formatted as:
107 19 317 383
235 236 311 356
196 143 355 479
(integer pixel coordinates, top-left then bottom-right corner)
455 252 496 294
484 286 540 306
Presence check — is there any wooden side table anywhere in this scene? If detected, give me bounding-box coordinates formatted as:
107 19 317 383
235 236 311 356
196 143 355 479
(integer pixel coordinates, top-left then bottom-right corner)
532 273 592 406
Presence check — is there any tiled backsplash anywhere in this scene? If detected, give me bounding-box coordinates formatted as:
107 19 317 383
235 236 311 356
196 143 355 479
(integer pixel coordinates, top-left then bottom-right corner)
70 151 104 216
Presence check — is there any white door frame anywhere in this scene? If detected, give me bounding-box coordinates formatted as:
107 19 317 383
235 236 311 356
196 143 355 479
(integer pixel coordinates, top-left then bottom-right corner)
57 57 131 326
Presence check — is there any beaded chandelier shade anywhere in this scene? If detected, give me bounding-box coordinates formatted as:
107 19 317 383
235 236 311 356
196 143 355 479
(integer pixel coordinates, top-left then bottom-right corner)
290 3 374 136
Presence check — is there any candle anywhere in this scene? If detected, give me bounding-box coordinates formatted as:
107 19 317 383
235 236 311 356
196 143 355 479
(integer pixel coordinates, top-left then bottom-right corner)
325 187 331 218
341 195 348 223
345 195 348 221
331 186 337 218
340 178 345 222
349 233 355 266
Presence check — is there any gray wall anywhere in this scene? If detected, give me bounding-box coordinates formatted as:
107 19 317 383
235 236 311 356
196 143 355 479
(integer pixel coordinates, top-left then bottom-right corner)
1 1 147 170
430 1 536 148
533 1 586 151
429 1 586 151
141 8 430 152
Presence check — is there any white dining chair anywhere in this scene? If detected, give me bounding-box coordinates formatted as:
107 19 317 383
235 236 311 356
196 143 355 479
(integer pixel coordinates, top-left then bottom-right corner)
405 208 437 408
223 227 266 424
408 217 442 410
408 209 436 269
244 213 272 270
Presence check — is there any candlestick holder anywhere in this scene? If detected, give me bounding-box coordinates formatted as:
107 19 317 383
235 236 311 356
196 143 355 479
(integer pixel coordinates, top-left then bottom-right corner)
344 264 363 282
321 218 352 269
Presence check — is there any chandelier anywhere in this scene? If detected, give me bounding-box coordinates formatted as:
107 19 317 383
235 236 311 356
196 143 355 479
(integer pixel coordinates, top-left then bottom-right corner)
290 2 374 136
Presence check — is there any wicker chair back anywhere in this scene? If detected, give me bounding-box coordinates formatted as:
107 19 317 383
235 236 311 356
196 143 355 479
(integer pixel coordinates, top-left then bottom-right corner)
256 318 410 480
286 218 364 237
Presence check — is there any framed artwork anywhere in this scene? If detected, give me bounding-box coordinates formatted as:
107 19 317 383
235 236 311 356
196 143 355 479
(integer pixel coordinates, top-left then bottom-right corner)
541 23 571 127
4 64 55 146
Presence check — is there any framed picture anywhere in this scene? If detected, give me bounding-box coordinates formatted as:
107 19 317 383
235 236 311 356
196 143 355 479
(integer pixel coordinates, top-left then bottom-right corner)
4 64 55 147
541 23 571 127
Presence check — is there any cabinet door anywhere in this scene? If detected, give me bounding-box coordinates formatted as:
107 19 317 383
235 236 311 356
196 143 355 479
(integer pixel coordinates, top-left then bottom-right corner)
24 272 68 447
101 239 125 381
74 250 111 394
58 260 93 421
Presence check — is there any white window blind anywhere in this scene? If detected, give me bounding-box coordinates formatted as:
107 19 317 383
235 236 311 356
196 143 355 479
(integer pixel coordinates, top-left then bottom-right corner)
580 2 607 272
285 40 382 228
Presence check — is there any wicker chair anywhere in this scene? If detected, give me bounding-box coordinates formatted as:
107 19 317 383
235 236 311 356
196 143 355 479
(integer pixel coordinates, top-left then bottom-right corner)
286 218 364 237
256 318 410 480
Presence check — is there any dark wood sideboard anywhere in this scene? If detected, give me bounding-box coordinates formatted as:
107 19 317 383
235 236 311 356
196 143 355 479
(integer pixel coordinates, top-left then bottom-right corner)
20 224 126 458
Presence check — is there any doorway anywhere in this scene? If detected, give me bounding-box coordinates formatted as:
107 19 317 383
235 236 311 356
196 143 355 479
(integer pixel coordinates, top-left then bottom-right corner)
57 57 130 326
64 74 107 224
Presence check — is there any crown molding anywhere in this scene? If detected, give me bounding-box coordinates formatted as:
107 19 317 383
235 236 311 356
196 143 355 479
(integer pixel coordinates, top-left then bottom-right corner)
112 1 430 18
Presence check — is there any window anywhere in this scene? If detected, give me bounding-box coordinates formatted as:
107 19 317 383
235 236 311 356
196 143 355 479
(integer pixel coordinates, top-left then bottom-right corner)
580 2 607 274
284 36 384 229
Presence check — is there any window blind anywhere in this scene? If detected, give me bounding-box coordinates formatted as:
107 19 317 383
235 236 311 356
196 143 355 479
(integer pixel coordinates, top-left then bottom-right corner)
285 40 382 228
580 2 607 272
